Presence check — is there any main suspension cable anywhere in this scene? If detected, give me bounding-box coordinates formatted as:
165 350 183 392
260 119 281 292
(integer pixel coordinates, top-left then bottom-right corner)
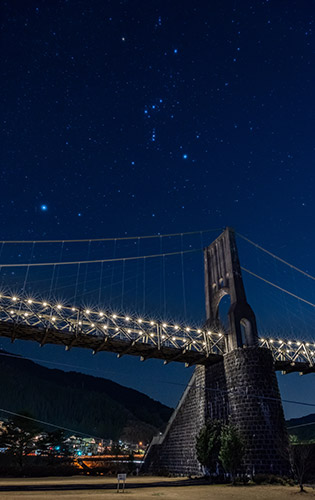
241 267 315 308
237 232 315 281
0 248 202 268
0 228 221 245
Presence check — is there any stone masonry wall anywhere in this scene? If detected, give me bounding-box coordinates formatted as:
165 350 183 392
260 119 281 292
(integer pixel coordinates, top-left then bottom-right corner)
224 347 289 475
144 360 227 475
143 365 206 475
144 347 289 476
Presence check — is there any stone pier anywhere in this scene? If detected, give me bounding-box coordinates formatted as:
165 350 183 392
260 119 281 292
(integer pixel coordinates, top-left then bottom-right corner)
144 228 289 476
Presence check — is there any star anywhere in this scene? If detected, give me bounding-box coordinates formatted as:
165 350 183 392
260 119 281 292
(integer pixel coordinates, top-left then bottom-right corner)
40 204 48 211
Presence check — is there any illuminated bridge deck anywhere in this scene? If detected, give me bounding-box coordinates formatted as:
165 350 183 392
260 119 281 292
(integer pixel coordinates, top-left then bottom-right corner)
0 294 314 373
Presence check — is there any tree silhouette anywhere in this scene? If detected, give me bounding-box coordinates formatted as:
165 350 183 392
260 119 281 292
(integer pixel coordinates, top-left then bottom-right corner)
0 411 41 467
219 424 245 484
196 419 222 476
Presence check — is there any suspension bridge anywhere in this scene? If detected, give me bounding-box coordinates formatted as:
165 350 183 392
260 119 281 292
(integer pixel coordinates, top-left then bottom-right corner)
0 227 313 374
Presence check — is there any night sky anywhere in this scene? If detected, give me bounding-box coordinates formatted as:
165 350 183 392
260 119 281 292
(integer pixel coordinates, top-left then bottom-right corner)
1 0 314 420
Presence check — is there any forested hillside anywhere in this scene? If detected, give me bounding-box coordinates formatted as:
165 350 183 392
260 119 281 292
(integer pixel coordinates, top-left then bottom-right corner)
0 351 172 442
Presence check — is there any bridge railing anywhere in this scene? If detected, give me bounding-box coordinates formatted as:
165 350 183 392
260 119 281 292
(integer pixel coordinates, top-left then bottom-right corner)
0 293 226 358
259 337 315 371
0 293 314 369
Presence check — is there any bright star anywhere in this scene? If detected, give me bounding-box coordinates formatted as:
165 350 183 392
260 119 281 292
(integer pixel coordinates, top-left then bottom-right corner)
40 204 48 211
183 154 188 159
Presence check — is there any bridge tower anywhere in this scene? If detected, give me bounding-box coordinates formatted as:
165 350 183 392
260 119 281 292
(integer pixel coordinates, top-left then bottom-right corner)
144 228 289 476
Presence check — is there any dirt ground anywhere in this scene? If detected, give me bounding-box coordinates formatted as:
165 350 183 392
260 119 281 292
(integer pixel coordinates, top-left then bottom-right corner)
0 476 314 500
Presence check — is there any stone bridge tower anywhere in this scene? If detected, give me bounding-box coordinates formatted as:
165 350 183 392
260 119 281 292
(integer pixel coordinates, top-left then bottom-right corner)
144 228 288 476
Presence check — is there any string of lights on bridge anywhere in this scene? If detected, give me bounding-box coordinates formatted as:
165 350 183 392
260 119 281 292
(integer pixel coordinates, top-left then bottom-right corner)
0 292 314 369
